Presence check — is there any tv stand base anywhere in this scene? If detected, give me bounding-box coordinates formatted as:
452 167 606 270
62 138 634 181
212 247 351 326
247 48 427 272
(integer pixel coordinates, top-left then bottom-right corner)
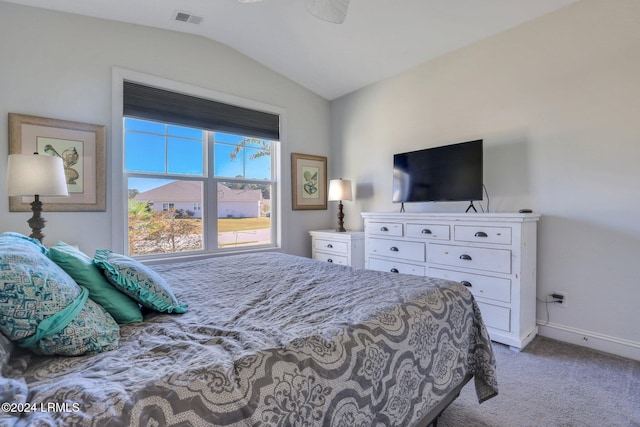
465 201 477 213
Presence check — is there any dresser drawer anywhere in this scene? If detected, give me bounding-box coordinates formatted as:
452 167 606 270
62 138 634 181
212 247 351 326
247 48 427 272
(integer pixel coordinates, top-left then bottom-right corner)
369 258 426 276
314 251 348 266
406 223 450 240
428 243 511 274
313 239 348 254
369 238 425 262
429 268 511 303
454 225 512 245
362 212 539 350
477 302 511 332
366 222 403 237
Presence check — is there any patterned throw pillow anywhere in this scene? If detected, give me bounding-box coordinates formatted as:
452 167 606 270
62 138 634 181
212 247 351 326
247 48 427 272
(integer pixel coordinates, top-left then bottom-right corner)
0 250 119 356
0 232 46 254
93 249 188 314
47 242 143 324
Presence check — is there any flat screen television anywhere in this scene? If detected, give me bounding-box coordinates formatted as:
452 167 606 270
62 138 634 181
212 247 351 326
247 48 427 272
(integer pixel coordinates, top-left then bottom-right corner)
392 139 483 204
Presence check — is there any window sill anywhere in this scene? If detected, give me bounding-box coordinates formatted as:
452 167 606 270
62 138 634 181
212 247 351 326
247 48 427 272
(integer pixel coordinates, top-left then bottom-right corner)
138 245 283 265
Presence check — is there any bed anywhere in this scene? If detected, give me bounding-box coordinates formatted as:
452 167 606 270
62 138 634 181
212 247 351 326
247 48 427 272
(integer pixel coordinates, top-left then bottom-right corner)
1 245 497 426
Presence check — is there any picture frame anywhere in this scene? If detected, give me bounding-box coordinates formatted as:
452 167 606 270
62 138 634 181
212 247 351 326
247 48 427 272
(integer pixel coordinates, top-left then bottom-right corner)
8 113 106 212
291 153 327 210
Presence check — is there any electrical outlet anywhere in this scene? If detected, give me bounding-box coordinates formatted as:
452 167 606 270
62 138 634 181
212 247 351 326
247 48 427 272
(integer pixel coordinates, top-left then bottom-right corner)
550 291 567 308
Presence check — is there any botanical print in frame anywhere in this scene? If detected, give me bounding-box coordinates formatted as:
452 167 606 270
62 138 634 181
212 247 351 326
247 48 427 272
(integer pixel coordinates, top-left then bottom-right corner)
36 137 84 194
291 153 327 210
9 113 106 212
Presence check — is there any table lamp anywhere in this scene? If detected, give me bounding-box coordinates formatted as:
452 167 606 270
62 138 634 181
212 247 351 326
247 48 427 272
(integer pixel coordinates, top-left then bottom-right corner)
328 178 352 232
7 153 69 243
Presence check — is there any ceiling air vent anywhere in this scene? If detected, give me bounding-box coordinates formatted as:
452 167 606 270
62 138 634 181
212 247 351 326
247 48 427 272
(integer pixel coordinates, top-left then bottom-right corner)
173 11 203 25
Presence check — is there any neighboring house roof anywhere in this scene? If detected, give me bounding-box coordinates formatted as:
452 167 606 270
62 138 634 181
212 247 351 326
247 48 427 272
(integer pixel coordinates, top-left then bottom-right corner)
218 184 262 202
133 181 262 203
134 181 201 203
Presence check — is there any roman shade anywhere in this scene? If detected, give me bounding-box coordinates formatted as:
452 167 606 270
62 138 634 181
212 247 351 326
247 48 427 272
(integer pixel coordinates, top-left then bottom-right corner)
123 81 280 140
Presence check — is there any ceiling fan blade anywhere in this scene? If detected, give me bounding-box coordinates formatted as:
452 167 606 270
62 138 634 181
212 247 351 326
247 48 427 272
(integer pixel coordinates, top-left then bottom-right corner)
304 0 350 24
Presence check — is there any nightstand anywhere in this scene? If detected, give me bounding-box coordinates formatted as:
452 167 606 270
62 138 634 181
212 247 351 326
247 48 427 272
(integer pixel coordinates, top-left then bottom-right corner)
309 230 365 268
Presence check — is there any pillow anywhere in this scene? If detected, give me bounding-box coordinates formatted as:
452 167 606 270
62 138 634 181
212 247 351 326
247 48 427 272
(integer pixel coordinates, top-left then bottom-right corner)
94 249 187 314
0 250 119 356
47 242 143 324
0 232 46 254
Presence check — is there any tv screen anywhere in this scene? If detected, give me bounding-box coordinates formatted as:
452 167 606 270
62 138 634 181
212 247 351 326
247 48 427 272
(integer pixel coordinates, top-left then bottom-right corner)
392 140 483 203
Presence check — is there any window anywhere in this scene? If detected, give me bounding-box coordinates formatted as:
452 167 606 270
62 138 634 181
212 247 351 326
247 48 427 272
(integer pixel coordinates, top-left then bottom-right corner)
123 82 279 257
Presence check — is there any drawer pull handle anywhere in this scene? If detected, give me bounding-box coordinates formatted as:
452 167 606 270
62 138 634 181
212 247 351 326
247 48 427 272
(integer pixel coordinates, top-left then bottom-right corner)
380 226 389 232
390 268 399 273
421 229 432 234
474 231 488 238
327 258 333 263
459 254 472 261
460 281 472 287
327 244 333 248
390 247 399 252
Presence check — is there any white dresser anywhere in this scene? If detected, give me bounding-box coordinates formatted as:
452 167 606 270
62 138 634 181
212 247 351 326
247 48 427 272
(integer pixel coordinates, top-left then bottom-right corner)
309 230 365 268
362 212 540 350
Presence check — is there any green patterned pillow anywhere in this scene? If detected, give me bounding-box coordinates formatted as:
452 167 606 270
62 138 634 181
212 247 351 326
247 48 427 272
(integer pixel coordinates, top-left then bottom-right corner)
0 250 119 356
93 249 188 314
47 242 143 324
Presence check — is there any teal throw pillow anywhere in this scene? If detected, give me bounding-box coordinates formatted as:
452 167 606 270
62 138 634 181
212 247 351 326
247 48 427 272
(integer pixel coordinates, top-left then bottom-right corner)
0 250 119 356
93 249 188 314
47 242 143 324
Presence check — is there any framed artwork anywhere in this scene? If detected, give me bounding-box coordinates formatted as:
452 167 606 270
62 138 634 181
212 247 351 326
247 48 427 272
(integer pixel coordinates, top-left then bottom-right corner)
9 113 106 212
291 153 327 210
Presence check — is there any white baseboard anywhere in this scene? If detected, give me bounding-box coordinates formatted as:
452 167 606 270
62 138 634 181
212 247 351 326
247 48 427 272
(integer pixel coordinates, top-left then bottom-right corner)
537 321 640 362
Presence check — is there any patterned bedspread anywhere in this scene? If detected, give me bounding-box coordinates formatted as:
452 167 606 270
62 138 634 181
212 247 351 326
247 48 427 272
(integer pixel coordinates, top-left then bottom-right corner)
2 252 497 426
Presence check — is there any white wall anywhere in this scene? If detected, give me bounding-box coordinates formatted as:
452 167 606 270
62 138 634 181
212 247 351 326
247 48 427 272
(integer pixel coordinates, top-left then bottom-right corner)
331 0 640 359
0 2 332 257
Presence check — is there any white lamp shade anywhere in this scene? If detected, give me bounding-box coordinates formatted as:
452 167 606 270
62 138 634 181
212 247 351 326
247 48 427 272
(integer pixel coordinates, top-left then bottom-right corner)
7 154 69 197
328 179 353 201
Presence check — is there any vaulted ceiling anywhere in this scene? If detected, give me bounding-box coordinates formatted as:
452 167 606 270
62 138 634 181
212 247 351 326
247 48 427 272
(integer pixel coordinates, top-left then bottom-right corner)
3 0 579 100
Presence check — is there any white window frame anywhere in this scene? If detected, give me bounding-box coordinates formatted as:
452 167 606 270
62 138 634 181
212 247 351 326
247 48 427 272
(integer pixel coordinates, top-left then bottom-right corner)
112 68 283 259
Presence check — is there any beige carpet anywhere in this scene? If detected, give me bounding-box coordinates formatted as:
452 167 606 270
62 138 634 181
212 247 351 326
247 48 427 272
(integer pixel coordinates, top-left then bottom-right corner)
438 336 640 427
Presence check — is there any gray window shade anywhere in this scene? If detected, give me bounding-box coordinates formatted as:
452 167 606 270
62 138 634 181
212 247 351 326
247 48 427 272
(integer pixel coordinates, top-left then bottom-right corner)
123 81 280 140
